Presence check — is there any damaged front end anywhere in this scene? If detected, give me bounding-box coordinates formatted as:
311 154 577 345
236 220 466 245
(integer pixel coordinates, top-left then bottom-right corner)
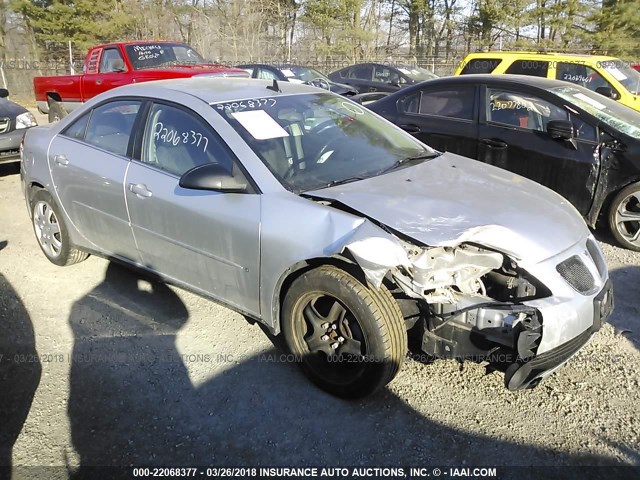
344 237 559 390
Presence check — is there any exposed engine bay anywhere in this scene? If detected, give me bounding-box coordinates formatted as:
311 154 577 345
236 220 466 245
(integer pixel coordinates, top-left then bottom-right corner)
345 237 548 389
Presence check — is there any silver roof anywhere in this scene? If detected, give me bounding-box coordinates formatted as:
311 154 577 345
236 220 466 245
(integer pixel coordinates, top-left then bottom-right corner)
113 77 320 104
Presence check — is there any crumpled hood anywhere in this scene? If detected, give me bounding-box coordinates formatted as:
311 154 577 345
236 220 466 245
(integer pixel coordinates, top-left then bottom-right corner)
307 154 589 263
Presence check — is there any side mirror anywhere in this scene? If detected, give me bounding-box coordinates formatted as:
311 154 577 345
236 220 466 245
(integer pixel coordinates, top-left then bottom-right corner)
595 86 620 100
0 88 9 98
547 119 574 140
179 163 247 193
547 119 577 149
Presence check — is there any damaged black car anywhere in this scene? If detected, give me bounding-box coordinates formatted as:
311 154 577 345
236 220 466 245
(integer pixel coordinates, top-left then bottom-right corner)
368 74 640 251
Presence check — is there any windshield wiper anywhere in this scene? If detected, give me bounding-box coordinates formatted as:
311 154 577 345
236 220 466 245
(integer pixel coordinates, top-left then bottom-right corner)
322 176 367 188
378 151 441 175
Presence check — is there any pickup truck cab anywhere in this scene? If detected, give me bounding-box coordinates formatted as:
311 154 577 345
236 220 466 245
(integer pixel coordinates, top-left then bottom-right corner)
34 41 248 122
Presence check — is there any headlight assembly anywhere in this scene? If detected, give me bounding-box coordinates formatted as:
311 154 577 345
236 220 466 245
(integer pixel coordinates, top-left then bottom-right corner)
15 112 37 129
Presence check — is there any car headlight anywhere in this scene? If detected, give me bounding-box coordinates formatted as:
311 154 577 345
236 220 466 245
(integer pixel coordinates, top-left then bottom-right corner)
15 112 37 129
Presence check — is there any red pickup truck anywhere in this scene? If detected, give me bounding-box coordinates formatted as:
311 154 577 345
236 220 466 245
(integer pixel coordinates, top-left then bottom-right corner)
34 41 248 122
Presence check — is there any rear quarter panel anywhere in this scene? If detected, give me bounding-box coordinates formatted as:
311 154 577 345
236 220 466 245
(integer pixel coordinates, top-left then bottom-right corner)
21 125 55 203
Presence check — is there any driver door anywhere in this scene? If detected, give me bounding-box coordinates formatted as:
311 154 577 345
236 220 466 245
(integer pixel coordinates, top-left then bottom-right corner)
478 86 600 215
125 101 261 315
83 47 130 99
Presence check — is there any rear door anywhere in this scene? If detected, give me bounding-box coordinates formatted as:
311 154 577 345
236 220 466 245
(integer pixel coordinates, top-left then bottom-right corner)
477 85 600 215
125 101 261 315
48 99 142 260
388 85 478 158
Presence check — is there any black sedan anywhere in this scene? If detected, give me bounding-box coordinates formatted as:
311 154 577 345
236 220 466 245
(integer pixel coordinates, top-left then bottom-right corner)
328 62 438 93
0 88 37 163
368 74 640 250
236 64 357 96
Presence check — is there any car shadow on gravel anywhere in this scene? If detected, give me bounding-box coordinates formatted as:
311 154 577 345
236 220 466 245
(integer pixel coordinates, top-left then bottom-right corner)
0 163 20 178
608 266 640 351
66 262 627 479
591 225 620 249
0 241 42 475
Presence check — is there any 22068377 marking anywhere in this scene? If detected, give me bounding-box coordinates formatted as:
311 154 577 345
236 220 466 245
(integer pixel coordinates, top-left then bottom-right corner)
132 467 199 477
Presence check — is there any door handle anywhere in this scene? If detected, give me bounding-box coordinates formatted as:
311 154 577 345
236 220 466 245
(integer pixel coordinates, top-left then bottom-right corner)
96 79 103 85
53 154 69 166
128 183 153 198
400 124 421 134
481 138 508 148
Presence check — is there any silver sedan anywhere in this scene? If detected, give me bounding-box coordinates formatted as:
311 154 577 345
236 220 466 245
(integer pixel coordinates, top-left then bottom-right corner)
21 78 613 397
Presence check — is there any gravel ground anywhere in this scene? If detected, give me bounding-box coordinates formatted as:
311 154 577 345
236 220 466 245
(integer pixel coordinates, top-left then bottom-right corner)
1 150 639 478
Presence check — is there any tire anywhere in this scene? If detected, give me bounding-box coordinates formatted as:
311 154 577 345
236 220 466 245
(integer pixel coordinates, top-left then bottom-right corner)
31 189 89 266
282 265 407 398
48 100 66 123
608 182 640 251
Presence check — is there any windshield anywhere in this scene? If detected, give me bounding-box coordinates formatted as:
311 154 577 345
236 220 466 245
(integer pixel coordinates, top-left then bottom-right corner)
213 93 435 192
277 66 329 83
553 85 640 139
125 43 206 70
599 60 640 95
396 66 438 82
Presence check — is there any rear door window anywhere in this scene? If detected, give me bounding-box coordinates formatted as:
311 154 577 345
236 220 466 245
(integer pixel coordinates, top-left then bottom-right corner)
460 58 502 74
84 101 141 156
349 64 373 80
401 87 475 120
505 60 549 77
62 112 91 140
257 68 278 81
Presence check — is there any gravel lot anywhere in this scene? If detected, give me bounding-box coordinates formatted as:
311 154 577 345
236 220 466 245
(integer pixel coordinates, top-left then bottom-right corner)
1 139 639 478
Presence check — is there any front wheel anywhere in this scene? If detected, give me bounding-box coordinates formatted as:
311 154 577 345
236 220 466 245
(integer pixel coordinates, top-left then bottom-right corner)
282 265 407 398
608 182 640 251
31 189 89 266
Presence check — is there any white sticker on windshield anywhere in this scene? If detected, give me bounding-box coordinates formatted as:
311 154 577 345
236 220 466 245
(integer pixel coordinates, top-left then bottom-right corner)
281 69 295 77
606 67 627 81
231 110 289 140
398 68 410 75
574 93 606 110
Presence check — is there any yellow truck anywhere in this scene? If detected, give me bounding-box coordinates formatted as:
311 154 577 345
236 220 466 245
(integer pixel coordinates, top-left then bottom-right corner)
455 52 640 112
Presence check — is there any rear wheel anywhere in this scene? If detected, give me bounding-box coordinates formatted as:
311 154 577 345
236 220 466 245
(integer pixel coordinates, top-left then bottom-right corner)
47 100 66 123
608 182 640 251
282 265 407 398
31 189 88 266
